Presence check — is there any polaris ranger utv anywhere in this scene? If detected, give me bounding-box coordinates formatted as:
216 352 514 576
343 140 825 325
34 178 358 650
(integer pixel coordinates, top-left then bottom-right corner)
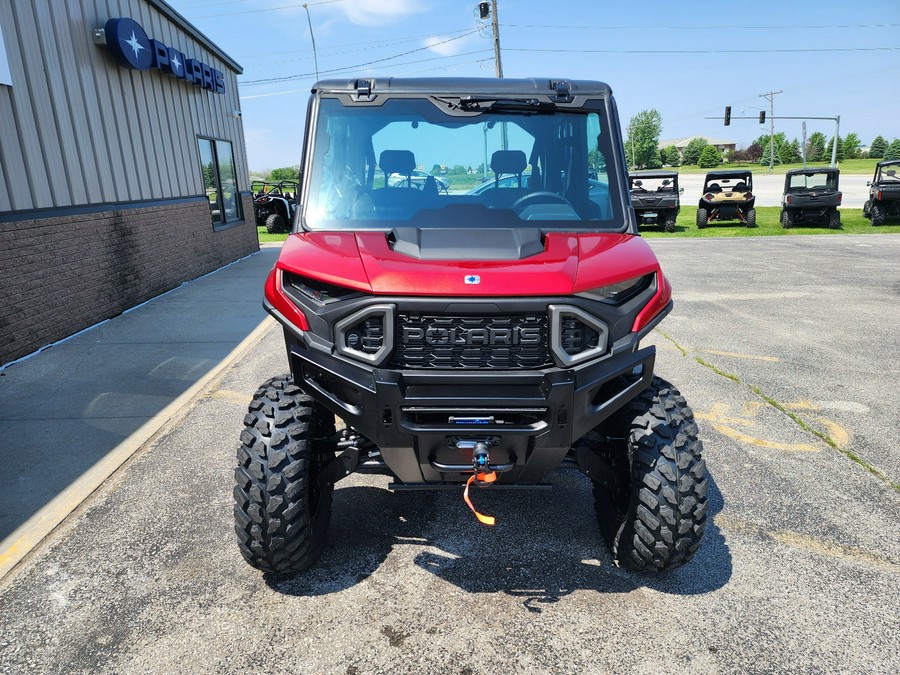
863 159 900 226
629 170 681 232
251 180 298 234
696 169 756 228
235 78 707 576
780 167 842 229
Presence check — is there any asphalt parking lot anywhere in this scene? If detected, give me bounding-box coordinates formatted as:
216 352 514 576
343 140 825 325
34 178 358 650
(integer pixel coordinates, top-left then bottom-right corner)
1 235 898 673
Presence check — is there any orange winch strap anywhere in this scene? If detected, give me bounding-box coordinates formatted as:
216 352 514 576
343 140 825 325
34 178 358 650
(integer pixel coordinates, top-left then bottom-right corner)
463 473 497 526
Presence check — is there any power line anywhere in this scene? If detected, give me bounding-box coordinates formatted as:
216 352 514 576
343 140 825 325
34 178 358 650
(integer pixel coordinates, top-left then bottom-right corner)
502 22 900 30
505 46 900 54
239 49 493 98
241 29 483 85
192 0 344 19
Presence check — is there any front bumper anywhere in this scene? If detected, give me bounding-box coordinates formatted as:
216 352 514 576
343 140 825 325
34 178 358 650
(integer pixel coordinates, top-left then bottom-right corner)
288 337 656 484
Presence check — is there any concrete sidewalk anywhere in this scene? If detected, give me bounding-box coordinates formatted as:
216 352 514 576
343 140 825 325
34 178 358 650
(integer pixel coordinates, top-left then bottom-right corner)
0 244 280 578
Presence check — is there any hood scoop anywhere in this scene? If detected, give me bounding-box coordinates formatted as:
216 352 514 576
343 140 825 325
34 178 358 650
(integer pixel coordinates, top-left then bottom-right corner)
388 227 545 261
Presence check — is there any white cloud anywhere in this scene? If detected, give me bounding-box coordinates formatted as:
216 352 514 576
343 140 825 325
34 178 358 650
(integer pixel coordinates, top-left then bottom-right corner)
423 32 477 57
334 0 429 27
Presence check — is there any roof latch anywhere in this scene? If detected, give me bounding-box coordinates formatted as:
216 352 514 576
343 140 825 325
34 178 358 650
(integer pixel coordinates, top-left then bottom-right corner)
354 79 374 101
550 80 573 103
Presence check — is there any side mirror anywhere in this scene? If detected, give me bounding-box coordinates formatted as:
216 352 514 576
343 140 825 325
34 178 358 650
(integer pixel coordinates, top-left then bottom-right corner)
866 181 871 186
679 187 685 194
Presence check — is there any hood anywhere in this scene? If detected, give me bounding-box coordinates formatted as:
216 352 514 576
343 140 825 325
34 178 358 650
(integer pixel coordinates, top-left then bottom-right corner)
276 229 661 296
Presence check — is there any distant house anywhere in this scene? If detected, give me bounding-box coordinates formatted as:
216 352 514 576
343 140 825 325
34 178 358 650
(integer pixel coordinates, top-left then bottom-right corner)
658 136 738 158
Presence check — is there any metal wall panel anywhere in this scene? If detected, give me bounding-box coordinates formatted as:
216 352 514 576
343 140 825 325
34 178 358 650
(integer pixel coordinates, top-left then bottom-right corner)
0 0 248 214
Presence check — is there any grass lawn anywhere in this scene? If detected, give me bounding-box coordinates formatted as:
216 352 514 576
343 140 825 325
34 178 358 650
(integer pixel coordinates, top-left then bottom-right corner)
258 208 898 244
640 206 900 238
675 158 878 175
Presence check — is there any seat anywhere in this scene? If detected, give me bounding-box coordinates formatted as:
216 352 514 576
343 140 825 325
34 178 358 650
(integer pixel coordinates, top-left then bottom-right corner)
379 149 416 188
483 150 530 208
708 183 722 193
370 149 424 218
732 181 747 192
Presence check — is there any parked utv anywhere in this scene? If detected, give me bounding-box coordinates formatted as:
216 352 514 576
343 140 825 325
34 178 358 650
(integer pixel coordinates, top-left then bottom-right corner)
235 78 707 577
696 169 755 228
251 180 298 233
863 159 900 226
780 168 841 229
629 170 680 232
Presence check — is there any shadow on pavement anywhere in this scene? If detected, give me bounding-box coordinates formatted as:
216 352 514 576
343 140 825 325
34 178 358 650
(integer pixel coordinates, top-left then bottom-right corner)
267 470 731 609
0 248 276 545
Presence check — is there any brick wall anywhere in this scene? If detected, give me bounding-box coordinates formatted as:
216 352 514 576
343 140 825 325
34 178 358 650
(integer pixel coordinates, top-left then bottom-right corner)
0 196 259 365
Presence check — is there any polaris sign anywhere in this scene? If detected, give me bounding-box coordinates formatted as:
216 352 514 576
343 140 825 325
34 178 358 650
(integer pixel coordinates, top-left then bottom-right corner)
103 18 225 95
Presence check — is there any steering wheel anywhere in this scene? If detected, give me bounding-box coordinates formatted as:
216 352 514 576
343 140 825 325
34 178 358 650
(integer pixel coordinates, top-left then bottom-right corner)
511 191 573 212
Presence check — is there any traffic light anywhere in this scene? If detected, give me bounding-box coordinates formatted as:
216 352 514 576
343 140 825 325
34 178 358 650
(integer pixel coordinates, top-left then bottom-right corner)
479 2 490 19
759 111 766 124
724 106 731 126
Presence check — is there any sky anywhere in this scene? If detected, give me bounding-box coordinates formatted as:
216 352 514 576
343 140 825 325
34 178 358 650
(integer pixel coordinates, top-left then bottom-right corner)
171 0 900 172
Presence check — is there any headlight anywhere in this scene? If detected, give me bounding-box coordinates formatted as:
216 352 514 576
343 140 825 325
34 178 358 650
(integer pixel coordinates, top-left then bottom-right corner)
576 273 654 305
284 272 360 305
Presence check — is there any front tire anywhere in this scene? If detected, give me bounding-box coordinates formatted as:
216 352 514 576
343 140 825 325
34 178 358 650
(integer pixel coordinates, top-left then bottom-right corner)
828 208 841 229
781 209 793 229
746 207 757 228
592 378 708 571
871 203 886 226
696 208 708 229
234 376 336 575
265 213 286 234
664 214 676 233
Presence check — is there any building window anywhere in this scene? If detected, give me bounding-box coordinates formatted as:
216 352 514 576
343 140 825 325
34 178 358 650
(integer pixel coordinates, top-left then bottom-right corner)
197 137 241 226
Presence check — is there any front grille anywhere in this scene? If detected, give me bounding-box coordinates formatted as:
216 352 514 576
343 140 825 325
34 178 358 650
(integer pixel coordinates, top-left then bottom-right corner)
390 314 553 370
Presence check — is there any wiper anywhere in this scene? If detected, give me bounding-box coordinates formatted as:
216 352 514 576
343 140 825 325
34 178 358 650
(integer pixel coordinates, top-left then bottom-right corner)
430 95 556 112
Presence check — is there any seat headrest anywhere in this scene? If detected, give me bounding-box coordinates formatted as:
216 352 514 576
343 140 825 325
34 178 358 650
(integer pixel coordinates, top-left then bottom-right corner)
379 150 416 177
491 150 527 175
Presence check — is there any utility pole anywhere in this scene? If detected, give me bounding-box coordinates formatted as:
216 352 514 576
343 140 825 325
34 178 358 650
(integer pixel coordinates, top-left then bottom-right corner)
490 0 503 78
302 3 319 82
830 115 840 167
760 90 781 174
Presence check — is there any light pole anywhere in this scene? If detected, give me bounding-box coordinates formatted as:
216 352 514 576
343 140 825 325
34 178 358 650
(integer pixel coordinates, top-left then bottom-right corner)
302 3 319 82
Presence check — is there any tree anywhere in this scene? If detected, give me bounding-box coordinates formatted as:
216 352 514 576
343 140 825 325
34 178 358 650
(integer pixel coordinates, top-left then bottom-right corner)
760 143 781 166
625 109 663 169
745 143 763 163
269 165 299 181
698 145 722 168
884 139 900 161
431 163 442 175
682 137 708 166
842 133 862 160
779 138 801 165
824 135 845 162
869 135 888 159
449 164 467 175
660 145 680 167
806 132 826 162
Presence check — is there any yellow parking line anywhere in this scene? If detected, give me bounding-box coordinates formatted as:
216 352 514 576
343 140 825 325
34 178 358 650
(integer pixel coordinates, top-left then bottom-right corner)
701 349 780 362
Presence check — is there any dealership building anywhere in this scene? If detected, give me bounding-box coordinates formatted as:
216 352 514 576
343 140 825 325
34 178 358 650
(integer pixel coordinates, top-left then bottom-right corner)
0 0 258 366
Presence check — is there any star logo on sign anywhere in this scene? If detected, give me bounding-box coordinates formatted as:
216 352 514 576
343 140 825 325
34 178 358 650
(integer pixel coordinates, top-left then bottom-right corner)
171 52 182 71
123 31 146 59
464 275 481 284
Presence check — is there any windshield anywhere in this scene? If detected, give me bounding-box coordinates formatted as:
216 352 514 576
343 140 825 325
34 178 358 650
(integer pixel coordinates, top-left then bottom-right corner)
787 172 837 191
703 175 751 192
304 97 622 230
877 166 900 183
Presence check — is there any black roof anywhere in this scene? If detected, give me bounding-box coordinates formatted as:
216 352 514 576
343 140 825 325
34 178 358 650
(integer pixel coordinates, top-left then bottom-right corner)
630 170 678 178
313 77 613 97
877 159 900 167
703 169 753 178
785 167 840 176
